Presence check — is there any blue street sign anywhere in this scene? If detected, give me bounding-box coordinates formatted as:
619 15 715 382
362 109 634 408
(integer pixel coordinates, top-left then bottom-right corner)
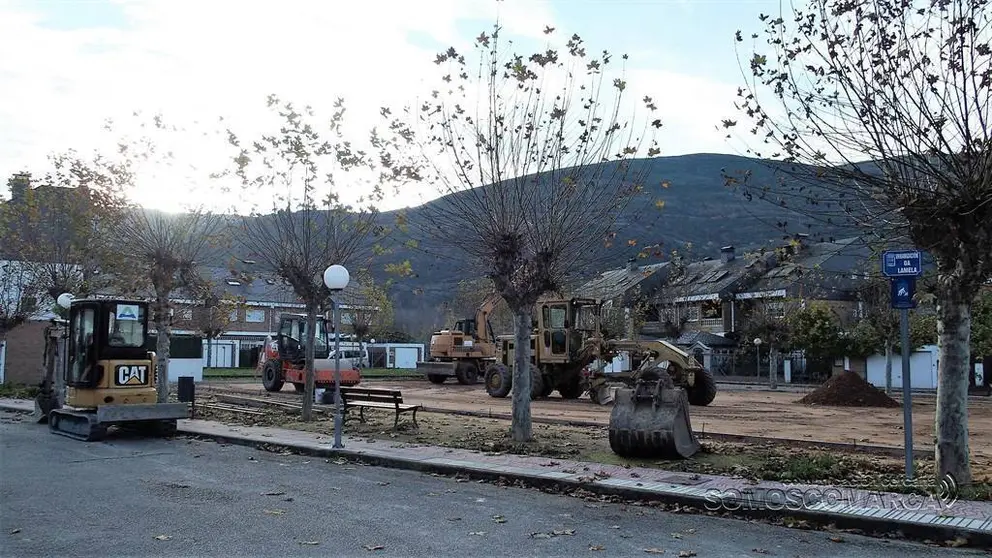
882 250 923 278
891 277 917 309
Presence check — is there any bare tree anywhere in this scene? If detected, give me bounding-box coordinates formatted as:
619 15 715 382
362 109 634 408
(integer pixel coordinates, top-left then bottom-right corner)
382 24 661 442
118 209 224 402
725 0 991 484
651 245 699 339
225 95 393 421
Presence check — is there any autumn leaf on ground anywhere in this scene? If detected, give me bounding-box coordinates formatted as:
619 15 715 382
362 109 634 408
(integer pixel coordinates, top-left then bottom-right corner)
531 533 553 539
670 533 681 539
829 536 844 543
946 536 968 547
9 529 21 535
264 509 286 515
678 551 696 558
262 491 286 496
153 535 171 541
552 529 576 536
376 482 390 486
752 549 769 554
299 540 319 546
491 515 506 523
469 531 486 536
363 544 385 551
655 200 666 209
643 549 665 555
589 544 605 551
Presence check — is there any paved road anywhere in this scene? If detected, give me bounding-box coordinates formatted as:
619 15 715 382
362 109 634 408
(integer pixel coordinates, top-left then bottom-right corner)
0 412 984 557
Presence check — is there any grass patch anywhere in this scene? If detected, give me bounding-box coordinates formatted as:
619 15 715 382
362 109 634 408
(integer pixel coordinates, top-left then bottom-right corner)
0 383 40 399
203 368 256 378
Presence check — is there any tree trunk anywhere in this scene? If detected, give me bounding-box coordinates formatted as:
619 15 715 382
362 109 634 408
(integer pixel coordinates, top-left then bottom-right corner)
155 298 171 403
511 307 533 443
884 341 893 395
301 308 317 422
206 337 213 369
935 296 972 485
769 344 777 389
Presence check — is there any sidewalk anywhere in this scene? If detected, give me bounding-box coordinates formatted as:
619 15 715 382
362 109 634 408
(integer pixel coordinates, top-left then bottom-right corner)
2 398 990 546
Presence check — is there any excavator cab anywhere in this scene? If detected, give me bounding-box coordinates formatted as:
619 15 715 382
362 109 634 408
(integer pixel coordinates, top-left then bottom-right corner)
47 297 189 441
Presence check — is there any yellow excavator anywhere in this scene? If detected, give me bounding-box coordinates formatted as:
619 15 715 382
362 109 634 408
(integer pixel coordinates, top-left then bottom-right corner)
36 295 189 441
416 293 500 385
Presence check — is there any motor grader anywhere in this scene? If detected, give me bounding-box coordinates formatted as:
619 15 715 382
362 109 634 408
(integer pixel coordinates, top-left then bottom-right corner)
481 296 716 458
416 293 499 385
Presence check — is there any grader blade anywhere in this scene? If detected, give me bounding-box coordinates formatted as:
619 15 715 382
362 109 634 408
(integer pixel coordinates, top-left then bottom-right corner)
608 380 701 459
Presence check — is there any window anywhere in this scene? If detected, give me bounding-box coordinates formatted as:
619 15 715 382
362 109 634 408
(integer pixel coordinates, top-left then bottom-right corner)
245 309 265 323
107 304 146 348
229 309 239 322
69 307 96 384
179 309 193 320
701 300 723 320
543 305 566 329
767 301 785 318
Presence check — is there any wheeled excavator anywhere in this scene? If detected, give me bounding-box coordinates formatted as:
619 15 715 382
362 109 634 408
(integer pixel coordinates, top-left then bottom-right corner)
481 296 716 459
35 295 189 441
416 293 500 385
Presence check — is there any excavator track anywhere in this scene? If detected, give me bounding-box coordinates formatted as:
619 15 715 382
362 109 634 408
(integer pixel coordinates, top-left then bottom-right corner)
48 409 107 442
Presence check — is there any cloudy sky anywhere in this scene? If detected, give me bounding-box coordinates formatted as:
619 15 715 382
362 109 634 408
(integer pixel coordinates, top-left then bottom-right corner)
0 0 781 212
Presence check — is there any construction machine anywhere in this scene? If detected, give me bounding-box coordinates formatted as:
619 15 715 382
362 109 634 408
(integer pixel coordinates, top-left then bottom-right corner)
258 313 362 392
482 297 714 459
481 297 717 406
40 296 189 442
416 293 499 385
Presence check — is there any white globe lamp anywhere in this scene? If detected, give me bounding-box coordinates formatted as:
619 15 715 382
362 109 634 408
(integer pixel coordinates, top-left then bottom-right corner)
323 265 350 291
57 293 74 309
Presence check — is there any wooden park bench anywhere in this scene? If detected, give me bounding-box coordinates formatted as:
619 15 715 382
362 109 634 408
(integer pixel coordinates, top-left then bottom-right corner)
335 386 421 429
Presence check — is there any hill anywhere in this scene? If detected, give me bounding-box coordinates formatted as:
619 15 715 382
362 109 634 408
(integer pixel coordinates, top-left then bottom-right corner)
375 153 854 332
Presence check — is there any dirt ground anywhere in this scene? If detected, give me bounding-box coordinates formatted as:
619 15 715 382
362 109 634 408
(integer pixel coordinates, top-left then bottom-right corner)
216 378 992 463
190 388 992 500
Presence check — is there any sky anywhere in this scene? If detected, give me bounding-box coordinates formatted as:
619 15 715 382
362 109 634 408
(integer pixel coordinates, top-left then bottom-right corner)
0 0 785 213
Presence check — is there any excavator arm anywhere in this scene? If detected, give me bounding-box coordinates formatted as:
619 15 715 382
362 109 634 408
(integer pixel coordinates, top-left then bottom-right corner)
474 292 500 345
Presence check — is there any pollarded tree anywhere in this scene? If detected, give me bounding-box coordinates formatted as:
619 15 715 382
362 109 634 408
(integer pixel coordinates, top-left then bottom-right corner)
119 208 224 403
726 0 992 484
226 95 400 421
383 24 661 442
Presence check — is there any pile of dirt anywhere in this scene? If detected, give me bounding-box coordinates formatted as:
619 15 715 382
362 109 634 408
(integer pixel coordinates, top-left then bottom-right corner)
798 370 901 408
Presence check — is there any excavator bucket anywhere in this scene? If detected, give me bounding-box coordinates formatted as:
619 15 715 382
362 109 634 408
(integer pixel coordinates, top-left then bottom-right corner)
608 377 701 459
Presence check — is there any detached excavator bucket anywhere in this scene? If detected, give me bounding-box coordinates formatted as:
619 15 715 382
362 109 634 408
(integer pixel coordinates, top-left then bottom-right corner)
608 379 701 459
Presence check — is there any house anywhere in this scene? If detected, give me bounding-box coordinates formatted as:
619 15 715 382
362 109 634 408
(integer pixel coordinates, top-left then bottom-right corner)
572 259 670 337
645 245 776 339
733 236 867 328
168 266 374 369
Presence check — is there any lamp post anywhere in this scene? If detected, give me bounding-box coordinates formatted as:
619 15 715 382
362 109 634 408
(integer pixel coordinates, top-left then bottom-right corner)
323 264 350 449
753 337 762 379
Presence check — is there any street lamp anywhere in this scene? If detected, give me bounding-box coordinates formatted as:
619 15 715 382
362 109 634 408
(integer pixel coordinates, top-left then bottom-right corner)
323 264 350 449
753 337 762 379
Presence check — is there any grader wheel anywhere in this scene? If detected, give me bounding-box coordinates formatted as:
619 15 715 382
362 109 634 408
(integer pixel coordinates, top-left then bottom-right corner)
485 363 511 398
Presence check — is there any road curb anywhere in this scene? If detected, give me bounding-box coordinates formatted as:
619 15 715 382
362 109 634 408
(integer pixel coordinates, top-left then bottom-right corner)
175 423 991 548
2 401 989 547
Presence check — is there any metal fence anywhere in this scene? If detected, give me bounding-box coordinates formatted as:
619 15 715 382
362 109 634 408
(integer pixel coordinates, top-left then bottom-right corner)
706 348 831 384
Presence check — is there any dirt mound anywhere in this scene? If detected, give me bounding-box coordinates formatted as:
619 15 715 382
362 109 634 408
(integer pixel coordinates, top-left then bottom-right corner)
798 370 901 408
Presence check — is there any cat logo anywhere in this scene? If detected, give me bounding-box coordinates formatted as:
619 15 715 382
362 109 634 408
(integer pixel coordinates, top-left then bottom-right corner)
116 365 147 386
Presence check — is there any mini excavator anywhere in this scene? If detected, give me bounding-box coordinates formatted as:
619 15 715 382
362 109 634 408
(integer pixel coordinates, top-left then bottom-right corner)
37 295 189 441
